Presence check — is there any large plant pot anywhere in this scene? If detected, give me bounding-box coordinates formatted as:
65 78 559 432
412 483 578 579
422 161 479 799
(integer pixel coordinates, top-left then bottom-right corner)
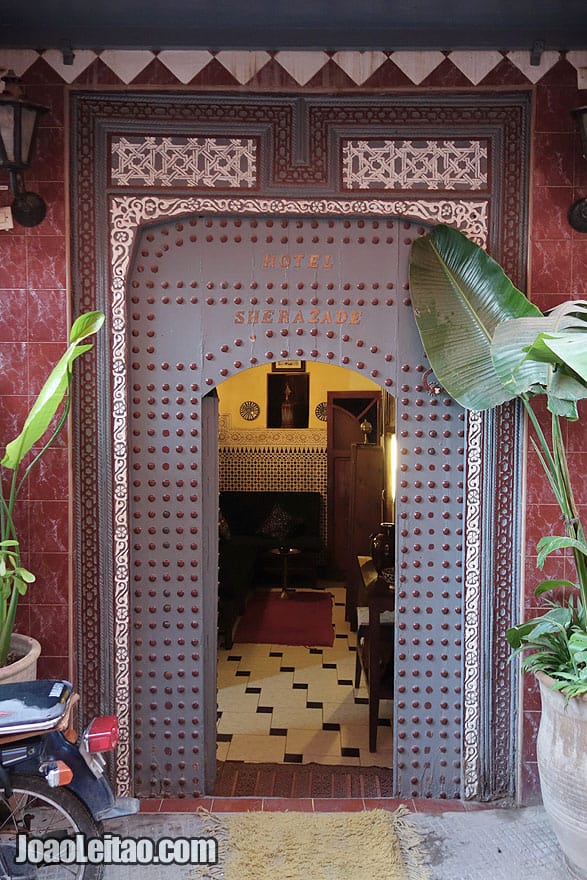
536 671 587 880
0 634 41 684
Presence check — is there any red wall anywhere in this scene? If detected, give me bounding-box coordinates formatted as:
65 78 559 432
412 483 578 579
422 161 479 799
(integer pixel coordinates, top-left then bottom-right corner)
522 59 587 800
0 66 70 680
0 53 586 799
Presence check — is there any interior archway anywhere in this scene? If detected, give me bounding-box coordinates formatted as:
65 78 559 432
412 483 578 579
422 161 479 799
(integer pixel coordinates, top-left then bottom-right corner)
214 362 394 796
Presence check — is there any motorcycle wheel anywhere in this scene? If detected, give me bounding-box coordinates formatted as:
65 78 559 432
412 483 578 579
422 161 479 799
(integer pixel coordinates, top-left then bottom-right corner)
0 773 104 880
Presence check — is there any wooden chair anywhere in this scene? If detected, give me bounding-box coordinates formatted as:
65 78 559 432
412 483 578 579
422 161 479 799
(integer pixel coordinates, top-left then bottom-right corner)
354 557 395 752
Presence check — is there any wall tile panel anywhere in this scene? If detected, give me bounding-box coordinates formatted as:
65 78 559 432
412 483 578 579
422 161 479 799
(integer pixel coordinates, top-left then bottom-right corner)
534 82 579 132
29 603 68 653
519 761 541 804
524 503 564 555
0 235 29 288
571 239 587 292
564 402 587 452
34 656 69 679
521 712 540 763
0 342 28 395
26 448 69 502
27 289 67 341
27 342 69 396
27 500 69 553
531 185 574 240
34 126 65 182
25 236 67 290
27 552 70 605
532 132 575 187
23 181 67 237
0 291 28 340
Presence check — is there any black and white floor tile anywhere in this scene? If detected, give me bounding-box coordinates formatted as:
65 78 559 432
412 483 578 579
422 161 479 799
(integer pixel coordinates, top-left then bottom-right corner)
216 585 393 766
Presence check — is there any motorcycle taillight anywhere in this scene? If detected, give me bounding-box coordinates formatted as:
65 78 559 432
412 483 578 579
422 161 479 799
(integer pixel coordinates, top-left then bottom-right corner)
83 716 119 752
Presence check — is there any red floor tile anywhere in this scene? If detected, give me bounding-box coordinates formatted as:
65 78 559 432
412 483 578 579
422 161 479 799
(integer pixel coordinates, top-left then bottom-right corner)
139 799 163 812
313 798 366 811
138 794 486 813
210 797 264 812
262 798 315 811
152 798 214 812
362 798 415 812
411 798 466 812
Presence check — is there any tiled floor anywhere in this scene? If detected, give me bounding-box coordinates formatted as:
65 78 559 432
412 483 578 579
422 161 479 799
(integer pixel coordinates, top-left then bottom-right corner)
216 584 393 768
139 795 478 813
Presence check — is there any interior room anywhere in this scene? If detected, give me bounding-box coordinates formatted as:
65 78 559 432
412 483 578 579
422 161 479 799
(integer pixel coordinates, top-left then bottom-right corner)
214 363 395 795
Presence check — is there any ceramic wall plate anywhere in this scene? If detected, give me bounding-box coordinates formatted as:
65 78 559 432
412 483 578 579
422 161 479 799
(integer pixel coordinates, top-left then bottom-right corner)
315 401 327 421
240 400 260 421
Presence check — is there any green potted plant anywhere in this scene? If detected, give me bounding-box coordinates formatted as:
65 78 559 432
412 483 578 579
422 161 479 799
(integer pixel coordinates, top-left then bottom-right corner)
0 310 104 681
408 224 587 879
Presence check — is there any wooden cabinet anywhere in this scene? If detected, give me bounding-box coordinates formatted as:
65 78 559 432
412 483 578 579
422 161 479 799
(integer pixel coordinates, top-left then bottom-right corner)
346 443 384 624
326 391 380 577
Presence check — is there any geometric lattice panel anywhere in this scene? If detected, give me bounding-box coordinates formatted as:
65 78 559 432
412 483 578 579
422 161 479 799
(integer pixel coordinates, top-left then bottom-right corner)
342 139 488 191
219 446 328 554
219 447 326 495
111 136 257 188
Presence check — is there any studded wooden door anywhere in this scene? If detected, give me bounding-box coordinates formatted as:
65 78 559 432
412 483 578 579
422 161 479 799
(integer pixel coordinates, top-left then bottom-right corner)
126 214 464 798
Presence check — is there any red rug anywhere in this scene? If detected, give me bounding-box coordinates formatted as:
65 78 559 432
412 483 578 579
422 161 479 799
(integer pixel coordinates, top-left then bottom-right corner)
234 590 334 647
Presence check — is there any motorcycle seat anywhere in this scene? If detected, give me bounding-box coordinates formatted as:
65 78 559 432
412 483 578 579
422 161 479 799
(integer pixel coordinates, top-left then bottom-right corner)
0 680 73 735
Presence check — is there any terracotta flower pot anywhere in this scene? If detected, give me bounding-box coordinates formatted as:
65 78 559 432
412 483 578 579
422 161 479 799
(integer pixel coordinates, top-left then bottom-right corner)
0 634 41 684
536 671 587 880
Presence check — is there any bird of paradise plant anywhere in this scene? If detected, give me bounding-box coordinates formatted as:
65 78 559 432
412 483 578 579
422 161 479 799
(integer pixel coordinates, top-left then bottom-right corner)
408 224 587 697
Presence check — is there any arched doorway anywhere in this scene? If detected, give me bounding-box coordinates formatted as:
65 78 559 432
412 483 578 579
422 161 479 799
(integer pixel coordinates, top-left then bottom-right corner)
72 91 529 802
124 211 467 801
215 361 391 794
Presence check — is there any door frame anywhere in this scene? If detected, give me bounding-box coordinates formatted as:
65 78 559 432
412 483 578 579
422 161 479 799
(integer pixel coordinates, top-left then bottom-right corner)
71 90 530 800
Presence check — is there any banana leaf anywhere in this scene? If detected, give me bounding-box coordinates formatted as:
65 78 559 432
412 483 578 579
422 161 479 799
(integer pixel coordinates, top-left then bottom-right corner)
408 225 541 410
506 605 573 649
534 579 577 596
569 631 587 669
535 334 587 384
2 311 105 471
491 300 587 418
523 300 587 383
490 317 550 395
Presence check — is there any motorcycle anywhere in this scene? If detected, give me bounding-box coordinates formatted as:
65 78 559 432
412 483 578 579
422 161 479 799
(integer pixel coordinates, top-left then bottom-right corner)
0 679 139 879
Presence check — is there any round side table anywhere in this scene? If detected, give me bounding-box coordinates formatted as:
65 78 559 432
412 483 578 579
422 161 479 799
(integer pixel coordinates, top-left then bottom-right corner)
271 547 301 598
